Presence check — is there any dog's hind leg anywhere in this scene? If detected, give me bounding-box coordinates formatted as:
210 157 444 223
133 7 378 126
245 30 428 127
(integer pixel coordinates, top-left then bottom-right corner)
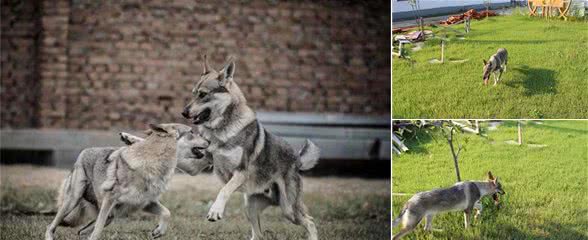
45 167 87 240
293 202 318 240
276 178 295 219
61 199 98 228
143 201 171 239
392 211 421 240
244 194 272 240
497 70 503 84
278 175 318 240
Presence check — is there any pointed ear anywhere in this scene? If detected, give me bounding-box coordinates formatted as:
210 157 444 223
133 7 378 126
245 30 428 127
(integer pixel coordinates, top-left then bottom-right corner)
487 171 495 180
202 54 211 74
219 56 236 87
483 59 487 65
148 123 167 133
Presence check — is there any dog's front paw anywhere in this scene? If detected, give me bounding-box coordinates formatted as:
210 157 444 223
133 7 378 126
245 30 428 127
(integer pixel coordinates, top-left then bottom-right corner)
151 224 166 239
207 203 224 222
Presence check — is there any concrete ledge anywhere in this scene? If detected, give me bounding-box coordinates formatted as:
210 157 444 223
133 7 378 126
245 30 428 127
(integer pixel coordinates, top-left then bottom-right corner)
1 113 391 167
256 111 390 127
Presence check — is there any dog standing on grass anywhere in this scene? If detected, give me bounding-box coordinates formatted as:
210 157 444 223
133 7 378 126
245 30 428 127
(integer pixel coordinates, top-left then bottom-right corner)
483 48 508 86
45 123 209 240
392 171 505 240
182 55 320 240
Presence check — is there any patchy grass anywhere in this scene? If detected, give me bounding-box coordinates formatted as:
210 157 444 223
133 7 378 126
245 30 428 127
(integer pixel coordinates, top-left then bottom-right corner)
392 120 588 239
0 165 390 240
393 15 588 118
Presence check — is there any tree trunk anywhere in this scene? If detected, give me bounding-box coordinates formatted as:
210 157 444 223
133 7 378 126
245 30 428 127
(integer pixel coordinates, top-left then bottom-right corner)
447 127 462 182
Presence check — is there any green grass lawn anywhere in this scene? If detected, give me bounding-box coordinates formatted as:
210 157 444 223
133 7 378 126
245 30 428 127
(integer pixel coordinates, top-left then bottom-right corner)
392 15 588 118
0 166 390 240
392 120 588 239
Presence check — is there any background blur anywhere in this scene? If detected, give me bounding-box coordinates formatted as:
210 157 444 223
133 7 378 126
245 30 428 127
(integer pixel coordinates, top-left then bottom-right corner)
1 0 391 176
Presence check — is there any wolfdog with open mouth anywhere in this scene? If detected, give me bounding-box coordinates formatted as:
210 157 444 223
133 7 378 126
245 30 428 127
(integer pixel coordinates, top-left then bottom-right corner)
182 55 320 240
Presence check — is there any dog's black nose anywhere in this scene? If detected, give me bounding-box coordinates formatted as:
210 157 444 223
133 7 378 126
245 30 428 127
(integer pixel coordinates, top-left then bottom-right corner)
181 107 190 119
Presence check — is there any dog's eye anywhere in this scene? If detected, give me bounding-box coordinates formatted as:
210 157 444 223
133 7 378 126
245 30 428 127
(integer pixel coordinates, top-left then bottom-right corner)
198 92 207 99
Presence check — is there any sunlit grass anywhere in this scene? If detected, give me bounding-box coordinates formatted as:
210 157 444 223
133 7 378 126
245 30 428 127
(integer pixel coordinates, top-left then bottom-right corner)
393 15 588 118
392 120 588 239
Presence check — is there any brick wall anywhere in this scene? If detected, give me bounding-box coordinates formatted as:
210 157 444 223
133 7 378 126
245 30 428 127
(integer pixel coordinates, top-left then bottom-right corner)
1 0 41 128
1 0 390 130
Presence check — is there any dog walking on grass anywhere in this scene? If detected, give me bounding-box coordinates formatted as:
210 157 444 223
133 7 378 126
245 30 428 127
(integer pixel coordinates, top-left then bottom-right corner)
392 171 505 240
182 55 320 240
483 48 508 86
45 123 209 240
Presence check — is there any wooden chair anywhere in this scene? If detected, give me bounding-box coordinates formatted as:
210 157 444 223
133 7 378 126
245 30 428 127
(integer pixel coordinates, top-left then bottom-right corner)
528 0 572 20
528 0 546 16
550 0 572 20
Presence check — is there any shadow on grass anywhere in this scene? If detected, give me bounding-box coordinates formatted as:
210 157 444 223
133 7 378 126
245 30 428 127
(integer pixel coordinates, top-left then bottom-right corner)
532 122 588 134
506 65 557 96
487 222 588 240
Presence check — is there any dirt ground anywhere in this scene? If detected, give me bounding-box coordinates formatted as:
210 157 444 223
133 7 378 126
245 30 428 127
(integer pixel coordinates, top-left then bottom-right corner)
0 165 391 240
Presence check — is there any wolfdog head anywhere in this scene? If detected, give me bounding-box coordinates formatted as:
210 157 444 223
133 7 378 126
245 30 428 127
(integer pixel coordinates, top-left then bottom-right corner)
486 171 505 195
176 130 211 175
182 55 247 127
482 59 493 85
120 124 211 175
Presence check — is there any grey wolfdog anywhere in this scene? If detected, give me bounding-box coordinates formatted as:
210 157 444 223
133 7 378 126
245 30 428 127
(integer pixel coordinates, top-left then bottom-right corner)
392 172 505 240
45 123 209 240
181 55 320 240
483 48 508 86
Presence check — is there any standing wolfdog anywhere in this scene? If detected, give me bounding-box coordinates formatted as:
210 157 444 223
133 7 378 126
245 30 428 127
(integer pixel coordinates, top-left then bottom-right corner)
45 123 209 240
483 48 508 86
392 172 505 240
182 55 320 240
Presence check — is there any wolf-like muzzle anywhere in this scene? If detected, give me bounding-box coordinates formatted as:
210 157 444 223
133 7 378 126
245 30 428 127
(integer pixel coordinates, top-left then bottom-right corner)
191 146 205 159
182 106 211 125
193 108 211 124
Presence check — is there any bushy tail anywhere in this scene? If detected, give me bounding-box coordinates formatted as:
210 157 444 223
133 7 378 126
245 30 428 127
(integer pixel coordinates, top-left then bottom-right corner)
392 208 407 228
297 140 320 171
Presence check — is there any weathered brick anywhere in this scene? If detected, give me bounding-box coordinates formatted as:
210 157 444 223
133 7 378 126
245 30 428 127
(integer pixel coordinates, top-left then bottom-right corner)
2 0 390 130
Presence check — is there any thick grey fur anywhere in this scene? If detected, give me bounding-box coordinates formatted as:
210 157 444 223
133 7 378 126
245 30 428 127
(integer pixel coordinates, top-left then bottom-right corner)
392 173 505 240
45 124 209 240
183 54 320 240
483 48 508 86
